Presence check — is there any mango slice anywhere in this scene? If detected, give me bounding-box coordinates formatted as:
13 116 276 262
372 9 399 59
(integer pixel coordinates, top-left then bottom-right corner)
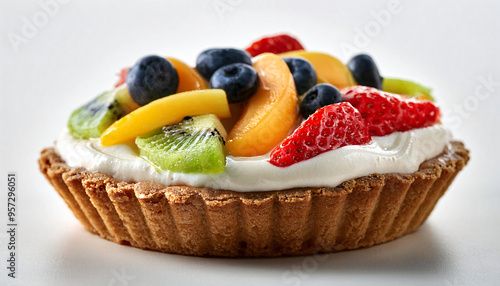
226 53 299 157
100 89 231 146
167 57 208 93
280 51 356 89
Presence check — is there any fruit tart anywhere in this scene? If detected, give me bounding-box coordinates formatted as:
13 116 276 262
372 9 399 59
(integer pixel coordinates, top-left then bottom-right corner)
39 34 469 257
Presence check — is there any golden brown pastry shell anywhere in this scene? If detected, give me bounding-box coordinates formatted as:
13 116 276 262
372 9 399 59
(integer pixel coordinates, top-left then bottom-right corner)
38 141 469 257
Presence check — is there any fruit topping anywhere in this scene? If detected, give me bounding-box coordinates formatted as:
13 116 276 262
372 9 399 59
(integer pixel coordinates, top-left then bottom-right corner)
167 57 208 93
136 114 227 174
341 86 440 136
246 34 304 57
281 51 356 89
300 84 342 118
195 48 252 80
226 53 299 157
209 63 259 103
113 58 206 93
382 77 434 101
347 54 383 89
100 89 231 146
126 55 179 106
68 85 139 139
221 102 245 133
68 33 443 173
283 57 317 95
269 102 371 167
114 67 130 88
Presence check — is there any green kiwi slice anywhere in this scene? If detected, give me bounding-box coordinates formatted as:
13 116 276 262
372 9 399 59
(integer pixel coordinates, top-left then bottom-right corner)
382 78 434 101
68 85 137 139
135 114 227 174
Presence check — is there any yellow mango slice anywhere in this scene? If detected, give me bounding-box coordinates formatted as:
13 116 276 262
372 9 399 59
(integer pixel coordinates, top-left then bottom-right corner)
226 53 299 157
167 57 208 92
280 51 356 89
100 89 231 146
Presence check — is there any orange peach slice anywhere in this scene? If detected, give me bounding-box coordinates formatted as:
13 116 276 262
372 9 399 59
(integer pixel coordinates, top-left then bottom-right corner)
221 102 245 133
167 57 208 92
226 53 299 157
100 89 231 146
280 51 356 89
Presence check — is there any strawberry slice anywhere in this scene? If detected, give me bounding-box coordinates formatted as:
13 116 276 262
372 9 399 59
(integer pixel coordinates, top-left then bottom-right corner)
246 34 305 57
269 102 371 167
114 67 130 87
341 86 440 136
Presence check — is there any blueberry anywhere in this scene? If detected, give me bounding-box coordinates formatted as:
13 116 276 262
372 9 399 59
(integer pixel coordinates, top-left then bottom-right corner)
347 54 383 89
284 57 317 95
300 84 342 118
196 48 252 80
210 63 259 103
126 55 179 106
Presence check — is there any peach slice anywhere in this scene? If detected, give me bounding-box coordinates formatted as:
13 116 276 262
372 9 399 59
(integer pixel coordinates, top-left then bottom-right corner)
280 51 356 89
100 89 231 146
167 57 208 92
221 102 245 133
226 53 299 157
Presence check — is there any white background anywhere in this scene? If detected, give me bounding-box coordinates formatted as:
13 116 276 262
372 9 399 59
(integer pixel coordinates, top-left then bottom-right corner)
1 0 500 285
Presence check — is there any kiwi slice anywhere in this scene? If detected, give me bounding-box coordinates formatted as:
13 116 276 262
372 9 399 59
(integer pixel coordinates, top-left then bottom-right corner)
136 114 227 174
382 78 434 101
68 85 138 139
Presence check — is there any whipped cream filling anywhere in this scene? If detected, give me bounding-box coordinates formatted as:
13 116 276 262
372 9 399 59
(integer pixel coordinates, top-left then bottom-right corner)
55 125 451 192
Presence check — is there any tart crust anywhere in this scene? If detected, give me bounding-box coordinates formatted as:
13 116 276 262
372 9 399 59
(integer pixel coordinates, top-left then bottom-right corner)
38 141 469 257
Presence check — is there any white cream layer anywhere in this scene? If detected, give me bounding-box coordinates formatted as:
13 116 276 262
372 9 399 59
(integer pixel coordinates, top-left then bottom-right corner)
55 125 451 192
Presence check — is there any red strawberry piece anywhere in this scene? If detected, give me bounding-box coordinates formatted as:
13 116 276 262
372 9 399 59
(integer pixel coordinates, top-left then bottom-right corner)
269 102 371 167
399 100 440 132
341 86 440 136
246 34 305 57
114 67 130 87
